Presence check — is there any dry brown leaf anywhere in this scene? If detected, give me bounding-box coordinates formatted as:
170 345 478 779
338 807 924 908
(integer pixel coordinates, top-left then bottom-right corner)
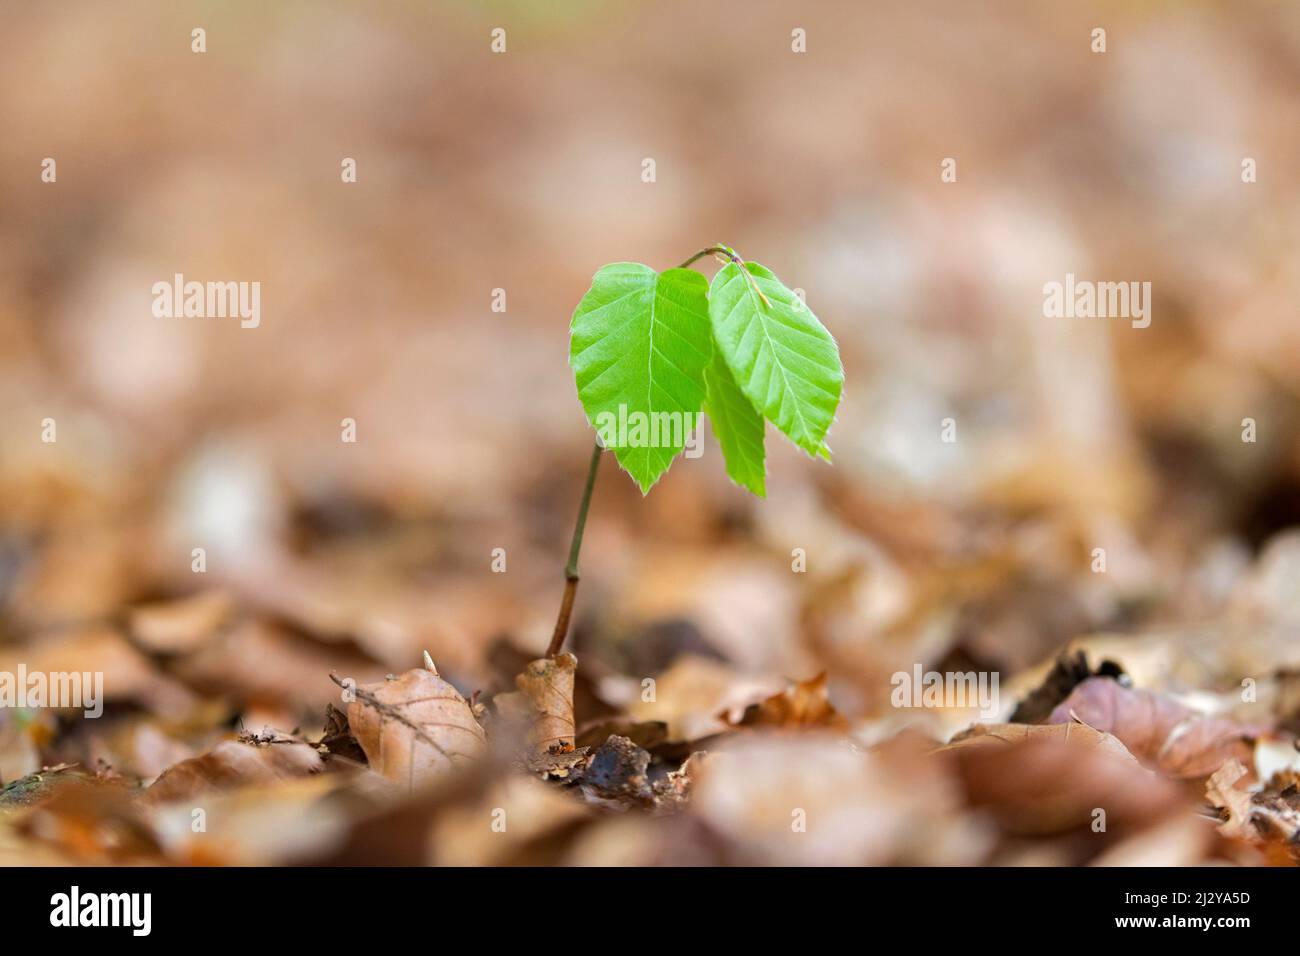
147 776 348 865
128 590 235 655
692 732 985 865
16 777 160 863
1090 815 1214 867
0 626 196 717
939 722 1187 839
346 663 486 792
504 653 577 757
1205 759 1254 839
1249 771 1300 850
1207 762 1300 853
946 720 1137 759
563 811 717 866
173 618 383 713
429 773 590 866
318 702 367 764
493 654 585 777
0 818 83 866
0 763 93 810
1048 677 1260 778
724 672 848 730
626 653 785 741
141 734 323 805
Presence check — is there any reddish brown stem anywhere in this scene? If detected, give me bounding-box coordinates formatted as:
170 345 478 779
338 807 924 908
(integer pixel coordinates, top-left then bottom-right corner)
546 440 602 657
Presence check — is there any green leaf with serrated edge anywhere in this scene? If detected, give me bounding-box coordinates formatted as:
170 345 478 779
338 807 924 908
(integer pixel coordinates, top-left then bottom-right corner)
708 260 843 456
570 263 712 494
704 350 766 496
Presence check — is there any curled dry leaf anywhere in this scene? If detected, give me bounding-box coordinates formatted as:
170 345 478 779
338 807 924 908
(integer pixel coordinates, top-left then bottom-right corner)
654 750 703 813
1207 761 1300 852
1048 677 1260 778
318 702 367 764
517 653 577 754
1205 760 1254 840
141 734 323 805
346 665 487 792
938 722 1186 839
495 653 577 760
724 671 847 730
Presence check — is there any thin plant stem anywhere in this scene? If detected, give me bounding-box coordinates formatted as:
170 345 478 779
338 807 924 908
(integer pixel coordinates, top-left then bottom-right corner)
676 246 770 305
545 440 602 657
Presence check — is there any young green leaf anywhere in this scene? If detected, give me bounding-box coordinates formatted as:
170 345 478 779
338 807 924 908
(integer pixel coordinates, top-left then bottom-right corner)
569 262 712 494
704 350 766 496
709 261 843 457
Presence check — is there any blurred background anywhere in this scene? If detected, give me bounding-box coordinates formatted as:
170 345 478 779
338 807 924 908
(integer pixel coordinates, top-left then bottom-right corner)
2 0 1300 790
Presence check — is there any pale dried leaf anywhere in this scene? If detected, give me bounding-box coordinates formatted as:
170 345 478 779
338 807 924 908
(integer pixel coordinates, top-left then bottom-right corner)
128 590 235 654
693 732 982 865
347 667 486 792
1205 759 1253 840
511 653 577 756
429 773 589 866
148 776 347 865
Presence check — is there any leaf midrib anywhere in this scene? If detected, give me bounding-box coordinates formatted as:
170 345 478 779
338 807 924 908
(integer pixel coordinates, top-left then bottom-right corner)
733 266 815 446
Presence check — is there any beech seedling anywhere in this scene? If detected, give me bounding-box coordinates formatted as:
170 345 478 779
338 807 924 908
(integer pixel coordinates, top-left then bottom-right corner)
547 246 844 657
